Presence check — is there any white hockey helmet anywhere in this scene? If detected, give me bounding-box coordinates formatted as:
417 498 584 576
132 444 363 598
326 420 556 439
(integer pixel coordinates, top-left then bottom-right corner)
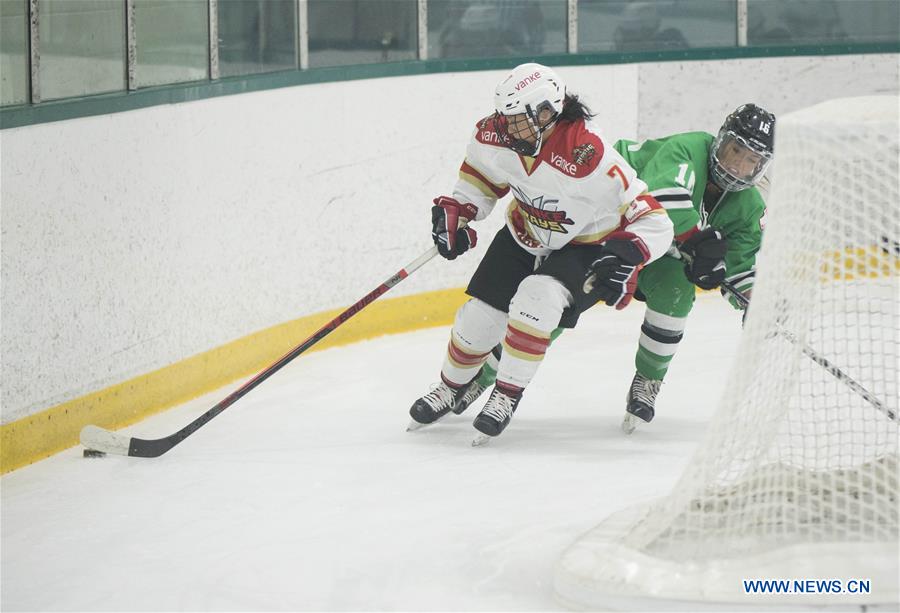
493 63 566 156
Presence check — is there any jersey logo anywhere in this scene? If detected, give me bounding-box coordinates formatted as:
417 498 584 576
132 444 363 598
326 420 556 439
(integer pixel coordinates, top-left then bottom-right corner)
550 152 577 176
573 143 596 166
478 129 503 146
624 198 651 223
511 185 574 234
475 116 504 147
519 200 575 233
516 71 542 91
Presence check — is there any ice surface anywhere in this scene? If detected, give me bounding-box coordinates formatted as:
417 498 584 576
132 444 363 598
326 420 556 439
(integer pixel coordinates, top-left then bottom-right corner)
1 293 741 611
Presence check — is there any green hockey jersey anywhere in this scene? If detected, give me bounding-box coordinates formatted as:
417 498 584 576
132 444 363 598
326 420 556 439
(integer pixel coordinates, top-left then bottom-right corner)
614 131 766 303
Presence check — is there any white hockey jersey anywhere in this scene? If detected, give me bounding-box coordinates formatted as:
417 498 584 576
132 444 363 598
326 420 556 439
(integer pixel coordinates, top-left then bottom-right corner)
452 115 673 263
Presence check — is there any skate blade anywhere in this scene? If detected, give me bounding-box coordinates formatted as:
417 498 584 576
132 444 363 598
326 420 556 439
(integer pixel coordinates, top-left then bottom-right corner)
471 433 493 447
406 419 430 432
621 413 638 435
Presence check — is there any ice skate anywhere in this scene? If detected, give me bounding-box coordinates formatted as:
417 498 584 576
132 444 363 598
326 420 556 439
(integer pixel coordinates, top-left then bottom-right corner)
622 372 662 434
621 412 639 435
471 385 522 445
407 381 458 430
452 377 489 415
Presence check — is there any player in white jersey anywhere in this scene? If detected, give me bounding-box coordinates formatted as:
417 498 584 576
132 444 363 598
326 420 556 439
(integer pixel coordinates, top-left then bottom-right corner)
407 63 674 444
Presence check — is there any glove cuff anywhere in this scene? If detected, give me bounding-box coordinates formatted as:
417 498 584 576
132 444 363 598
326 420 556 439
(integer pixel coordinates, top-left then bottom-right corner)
433 196 478 222
459 226 477 250
602 231 651 265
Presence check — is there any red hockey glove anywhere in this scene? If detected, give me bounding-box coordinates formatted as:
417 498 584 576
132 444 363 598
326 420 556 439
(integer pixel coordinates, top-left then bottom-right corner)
432 196 478 260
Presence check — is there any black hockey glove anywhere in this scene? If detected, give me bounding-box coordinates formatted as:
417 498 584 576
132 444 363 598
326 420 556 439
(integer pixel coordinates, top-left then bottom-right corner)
583 232 649 311
681 227 728 290
431 196 478 260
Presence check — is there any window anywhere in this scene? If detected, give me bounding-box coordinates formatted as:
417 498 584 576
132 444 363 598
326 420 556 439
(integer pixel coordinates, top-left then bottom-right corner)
135 0 208 88
747 0 900 46
218 0 296 77
38 0 126 101
429 0 567 59
308 0 417 67
1 0 28 105
579 0 735 53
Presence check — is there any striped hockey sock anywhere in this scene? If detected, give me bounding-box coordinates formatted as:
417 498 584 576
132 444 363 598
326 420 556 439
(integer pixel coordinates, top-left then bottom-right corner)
443 336 491 387
635 309 688 381
498 320 552 389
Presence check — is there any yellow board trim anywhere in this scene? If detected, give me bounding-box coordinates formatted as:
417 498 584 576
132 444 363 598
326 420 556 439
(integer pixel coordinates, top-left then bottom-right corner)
1 288 469 474
4 248 896 473
820 245 900 280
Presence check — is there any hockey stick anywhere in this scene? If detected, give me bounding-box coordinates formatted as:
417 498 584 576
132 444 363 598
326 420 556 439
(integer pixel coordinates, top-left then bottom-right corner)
718 277 895 422
81 245 440 457
678 249 895 422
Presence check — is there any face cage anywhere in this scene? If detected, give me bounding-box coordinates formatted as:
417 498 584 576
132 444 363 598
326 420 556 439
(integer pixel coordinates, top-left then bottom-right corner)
492 102 557 157
710 130 773 192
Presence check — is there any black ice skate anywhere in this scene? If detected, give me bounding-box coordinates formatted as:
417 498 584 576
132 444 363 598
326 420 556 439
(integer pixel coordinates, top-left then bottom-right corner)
452 377 489 415
622 372 662 434
408 381 461 430
408 371 486 431
472 384 522 446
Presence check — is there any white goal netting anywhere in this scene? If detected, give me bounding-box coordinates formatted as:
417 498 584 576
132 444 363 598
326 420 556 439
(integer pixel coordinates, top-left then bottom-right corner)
555 96 899 610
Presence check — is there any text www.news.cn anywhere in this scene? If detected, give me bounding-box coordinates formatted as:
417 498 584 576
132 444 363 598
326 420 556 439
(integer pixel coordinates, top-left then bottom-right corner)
743 579 871 595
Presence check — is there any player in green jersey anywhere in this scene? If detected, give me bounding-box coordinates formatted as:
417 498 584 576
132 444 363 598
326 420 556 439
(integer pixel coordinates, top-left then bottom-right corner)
614 103 774 432
444 104 776 433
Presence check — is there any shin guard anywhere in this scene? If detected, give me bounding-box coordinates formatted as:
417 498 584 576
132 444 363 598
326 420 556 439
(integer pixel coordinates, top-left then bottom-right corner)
499 275 572 389
442 299 507 386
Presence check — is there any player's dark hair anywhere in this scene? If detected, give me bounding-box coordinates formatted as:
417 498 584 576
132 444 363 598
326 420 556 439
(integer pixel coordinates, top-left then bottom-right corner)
558 94 594 123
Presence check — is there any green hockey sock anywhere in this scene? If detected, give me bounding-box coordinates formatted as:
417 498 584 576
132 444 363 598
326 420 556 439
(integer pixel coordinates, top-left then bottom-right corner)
635 347 674 381
634 311 687 381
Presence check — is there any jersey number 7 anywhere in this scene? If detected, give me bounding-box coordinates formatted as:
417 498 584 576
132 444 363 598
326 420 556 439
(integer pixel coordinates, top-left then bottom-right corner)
607 165 630 190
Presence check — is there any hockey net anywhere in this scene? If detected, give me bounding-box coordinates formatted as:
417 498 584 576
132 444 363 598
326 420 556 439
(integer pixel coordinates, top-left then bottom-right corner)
555 96 899 610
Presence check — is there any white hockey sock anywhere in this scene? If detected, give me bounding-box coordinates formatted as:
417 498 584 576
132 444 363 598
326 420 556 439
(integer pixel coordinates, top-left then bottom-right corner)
498 275 572 390
442 299 507 387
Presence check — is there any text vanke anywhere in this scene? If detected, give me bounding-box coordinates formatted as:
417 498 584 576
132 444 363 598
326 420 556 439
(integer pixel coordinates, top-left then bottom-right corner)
551 153 577 175
481 130 502 144
516 72 541 91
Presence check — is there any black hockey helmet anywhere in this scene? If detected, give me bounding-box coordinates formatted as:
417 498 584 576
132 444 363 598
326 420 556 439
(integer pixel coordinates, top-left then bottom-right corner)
710 103 775 192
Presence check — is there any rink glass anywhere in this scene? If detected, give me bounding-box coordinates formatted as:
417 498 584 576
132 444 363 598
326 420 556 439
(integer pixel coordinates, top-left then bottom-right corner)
308 0 417 67
0 0 897 110
0 0 27 105
134 0 208 88
37 0 126 101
